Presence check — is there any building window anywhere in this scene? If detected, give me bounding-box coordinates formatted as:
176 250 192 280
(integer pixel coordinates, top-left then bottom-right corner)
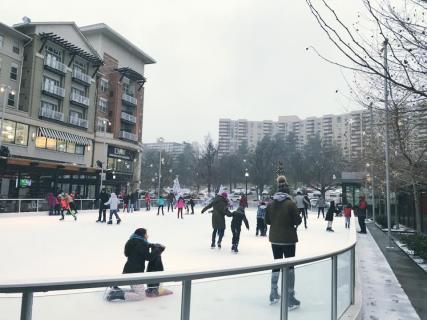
100 78 108 92
107 157 133 173
12 40 20 54
70 110 84 120
72 87 85 97
36 134 85 155
7 93 15 107
74 59 87 74
46 45 62 61
0 120 28 146
41 101 59 112
10 64 18 81
44 76 60 89
98 98 107 112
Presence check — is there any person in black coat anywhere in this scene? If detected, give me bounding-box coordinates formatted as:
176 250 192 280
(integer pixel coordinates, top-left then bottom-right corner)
325 201 339 232
188 198 195 214
107 228 166 301
230 206 249 253
96 188 110 223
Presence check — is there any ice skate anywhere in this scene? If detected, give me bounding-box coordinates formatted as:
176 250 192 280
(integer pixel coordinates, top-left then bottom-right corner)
117 219 121 225
107 220 112 225
269 289 280 304
217 243 221 249
211 243 215 249
106 288 125 301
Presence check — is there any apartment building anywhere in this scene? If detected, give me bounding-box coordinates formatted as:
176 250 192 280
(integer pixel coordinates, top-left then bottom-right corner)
143 139 192 161
81 23 155 193
0 21 155 198
218 110 373 160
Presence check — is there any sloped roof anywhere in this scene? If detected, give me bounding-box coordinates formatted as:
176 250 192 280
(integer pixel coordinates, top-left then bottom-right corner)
0 22 31 41
80 23 156 64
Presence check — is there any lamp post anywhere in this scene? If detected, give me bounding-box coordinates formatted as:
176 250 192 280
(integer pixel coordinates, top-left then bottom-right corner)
382 39 393 249
157 138 164 197
245 170 249 198
0 86 15 149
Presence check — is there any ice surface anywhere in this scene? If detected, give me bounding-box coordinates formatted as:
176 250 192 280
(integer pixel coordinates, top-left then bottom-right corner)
0 208 356 319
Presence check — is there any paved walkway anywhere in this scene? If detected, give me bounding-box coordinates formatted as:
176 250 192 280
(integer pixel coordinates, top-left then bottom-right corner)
357 226 420 320
367 224 427 319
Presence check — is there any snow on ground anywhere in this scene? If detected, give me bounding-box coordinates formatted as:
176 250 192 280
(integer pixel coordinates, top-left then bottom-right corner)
0 208 355 319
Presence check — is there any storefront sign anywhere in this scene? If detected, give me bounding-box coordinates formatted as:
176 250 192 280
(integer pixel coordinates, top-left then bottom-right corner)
108 146 135 160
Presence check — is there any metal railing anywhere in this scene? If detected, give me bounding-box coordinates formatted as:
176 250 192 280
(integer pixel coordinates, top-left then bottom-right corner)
72 69 93 85
70 92 90 107
42 82 66 98
44 55 67 73
120 111 137 124
69 116 89 128
119 130 138 142
0 238 356 320
39 106 65 122
0 199 96 214
121 93 138 106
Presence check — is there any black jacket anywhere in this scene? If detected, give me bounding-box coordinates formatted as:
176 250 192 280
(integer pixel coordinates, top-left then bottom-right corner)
98 191 110 209
130 192 138 203
231 207 249 230
122 237 156 274
326 206 339 221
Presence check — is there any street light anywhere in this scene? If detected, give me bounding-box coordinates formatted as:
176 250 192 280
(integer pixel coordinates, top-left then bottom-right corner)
0 85 16 149
157 137 164 197
97 119 111 192
245 171 249 199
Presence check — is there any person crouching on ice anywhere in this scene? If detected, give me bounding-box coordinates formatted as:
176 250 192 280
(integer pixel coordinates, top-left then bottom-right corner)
107 228 171 301
201 192 232 249
230 206 249 253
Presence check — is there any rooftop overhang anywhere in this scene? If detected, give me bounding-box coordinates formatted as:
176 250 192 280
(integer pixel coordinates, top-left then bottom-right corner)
115 67 147 90
39 32 103 67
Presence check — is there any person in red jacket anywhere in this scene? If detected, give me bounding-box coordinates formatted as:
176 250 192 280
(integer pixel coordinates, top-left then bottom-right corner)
239 195 248 208
144 192 151 211
357 196 367 234
343 203 352 229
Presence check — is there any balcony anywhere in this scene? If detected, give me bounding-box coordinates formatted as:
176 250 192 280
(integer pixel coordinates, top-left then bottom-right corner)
44 56 67 74
120 112 137 124
42 83 66 99
39 106 65 122
122 93 138 106
69 116 88 129
119 130 138 142
72 69 93 86
70 92 90 107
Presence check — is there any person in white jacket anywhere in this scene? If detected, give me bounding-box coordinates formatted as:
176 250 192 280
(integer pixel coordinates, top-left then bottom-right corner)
294 191 310 229
105 192 122 225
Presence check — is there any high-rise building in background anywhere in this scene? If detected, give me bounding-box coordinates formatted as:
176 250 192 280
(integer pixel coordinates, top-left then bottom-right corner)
143 139 193 161
0 21 154 199
218 110 373 160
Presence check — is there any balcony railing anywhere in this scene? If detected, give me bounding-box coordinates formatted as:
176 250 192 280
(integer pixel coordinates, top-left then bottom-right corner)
122 93 138 106
39 106 64 122
42 83 66 98
69 116 88 129
119 130 138 142
44 56 67 74
120 112 137 124
70 92 90 107
72 69 93 86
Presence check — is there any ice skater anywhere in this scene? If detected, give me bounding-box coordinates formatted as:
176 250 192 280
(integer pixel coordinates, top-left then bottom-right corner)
343 203 352 229
106 228 172 301
188 197 195 214
256 201 267 236
326 200 339 232
59 193 77 221
96 188 109 223
201 192 232 249
317 196 326 218
176 196 185 219
265 176 301 309
295 191 310 229
105 192 121 225
157 195 165 215
230 206 249 253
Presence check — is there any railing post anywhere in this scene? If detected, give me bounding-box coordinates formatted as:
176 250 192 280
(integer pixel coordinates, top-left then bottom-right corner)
331 256 338 320
280 267 289 320
18 200 21 213
350 246 355 305
20 291 33 320
36 200 39 213
181 280 192 320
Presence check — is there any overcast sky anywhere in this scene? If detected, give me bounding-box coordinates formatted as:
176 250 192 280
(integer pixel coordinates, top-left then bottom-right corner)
3 0 366 144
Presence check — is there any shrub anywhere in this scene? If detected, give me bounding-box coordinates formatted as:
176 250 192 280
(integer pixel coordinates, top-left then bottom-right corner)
400 234 427 261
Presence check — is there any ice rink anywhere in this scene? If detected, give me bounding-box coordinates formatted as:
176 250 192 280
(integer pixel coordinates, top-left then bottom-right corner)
0 207 355 319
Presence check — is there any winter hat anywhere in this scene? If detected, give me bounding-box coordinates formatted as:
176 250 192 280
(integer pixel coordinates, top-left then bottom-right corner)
134 228 147 238
277 175 288 187
221 192 228 198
